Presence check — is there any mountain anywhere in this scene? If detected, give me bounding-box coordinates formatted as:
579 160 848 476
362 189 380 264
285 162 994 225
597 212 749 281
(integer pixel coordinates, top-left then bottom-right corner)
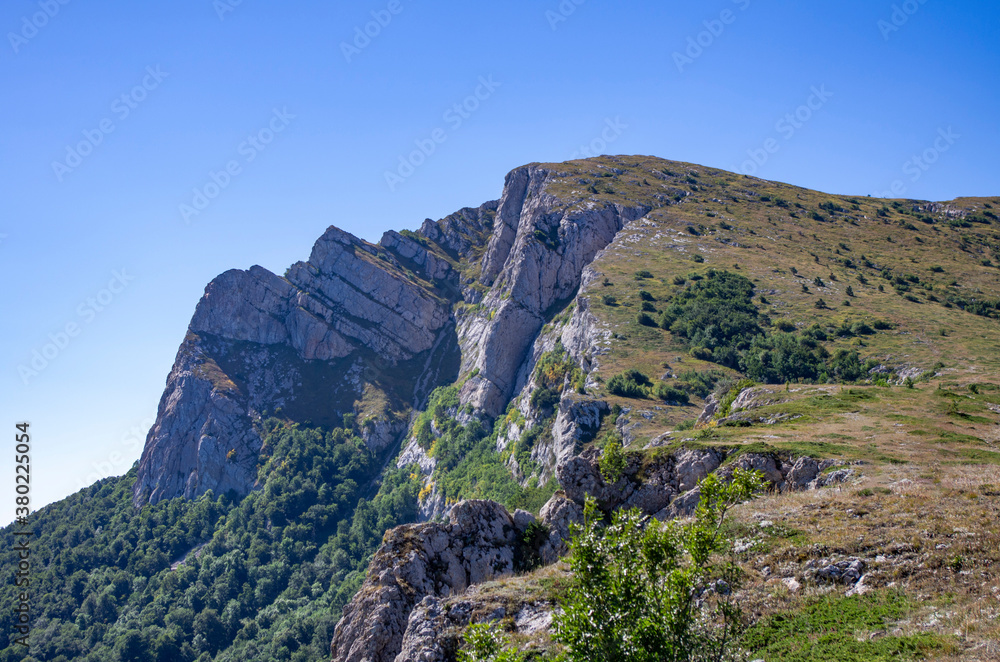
3 155 999 662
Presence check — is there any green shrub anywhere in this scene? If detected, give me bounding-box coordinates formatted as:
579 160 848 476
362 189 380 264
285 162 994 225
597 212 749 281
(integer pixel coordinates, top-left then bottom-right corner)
637 312 658 327
458 623 525 662
653 382 690 405
639 289 656 301
602 294 617 306
635 270 654 280
607 370 651 398
675 418 696 431
553 470 766 662
599 433 628 482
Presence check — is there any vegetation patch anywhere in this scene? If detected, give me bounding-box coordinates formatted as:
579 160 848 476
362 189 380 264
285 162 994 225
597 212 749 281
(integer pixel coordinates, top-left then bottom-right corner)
742 591 954 661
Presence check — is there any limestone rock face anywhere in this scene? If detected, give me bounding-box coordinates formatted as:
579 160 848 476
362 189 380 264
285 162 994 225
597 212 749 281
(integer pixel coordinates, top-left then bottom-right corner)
131 333 265 506
538 494 584 564
134 220 466 506
329 500 519 662
135 161 653 507
458 164 651 416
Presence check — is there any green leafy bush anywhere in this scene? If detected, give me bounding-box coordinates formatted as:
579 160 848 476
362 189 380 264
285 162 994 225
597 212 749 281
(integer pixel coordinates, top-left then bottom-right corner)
653 382 690 404
607 369 652 398
599 432 628 483
458 622 525 662
553 469 766 662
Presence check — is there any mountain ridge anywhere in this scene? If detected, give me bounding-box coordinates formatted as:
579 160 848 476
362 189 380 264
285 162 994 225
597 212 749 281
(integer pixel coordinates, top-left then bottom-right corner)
5 155 998 662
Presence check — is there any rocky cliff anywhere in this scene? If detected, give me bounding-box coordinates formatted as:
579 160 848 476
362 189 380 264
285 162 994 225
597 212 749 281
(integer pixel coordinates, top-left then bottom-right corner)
132 206 493 505
134 160 658 507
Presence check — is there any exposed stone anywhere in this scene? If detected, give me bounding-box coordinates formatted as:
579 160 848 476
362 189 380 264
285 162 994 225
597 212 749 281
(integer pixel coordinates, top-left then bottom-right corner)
330 500 518 662
538 494 583 564
786 456 821 490
458 165 651 416
674 448 723 492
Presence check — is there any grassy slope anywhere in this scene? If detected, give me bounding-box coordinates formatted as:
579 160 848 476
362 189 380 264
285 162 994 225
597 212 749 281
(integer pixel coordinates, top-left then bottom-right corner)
473 156 1000 659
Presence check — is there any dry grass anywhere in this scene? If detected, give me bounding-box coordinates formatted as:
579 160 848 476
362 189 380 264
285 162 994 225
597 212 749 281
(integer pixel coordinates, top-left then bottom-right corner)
728 461 1000 659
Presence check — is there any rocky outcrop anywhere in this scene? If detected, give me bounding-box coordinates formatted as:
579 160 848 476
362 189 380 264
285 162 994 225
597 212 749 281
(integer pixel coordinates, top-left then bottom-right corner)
335 441 863 662
135 224 465 506
538 493 584 564
329 500 522 662
556 446 729 518
131 333 266 505
457 165 651 416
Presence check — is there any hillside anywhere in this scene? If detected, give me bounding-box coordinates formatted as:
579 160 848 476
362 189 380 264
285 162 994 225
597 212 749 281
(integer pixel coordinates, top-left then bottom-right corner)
2 155 999 662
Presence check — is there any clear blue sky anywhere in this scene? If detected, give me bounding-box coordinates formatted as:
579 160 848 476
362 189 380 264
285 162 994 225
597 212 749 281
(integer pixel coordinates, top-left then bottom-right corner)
1 0 998 523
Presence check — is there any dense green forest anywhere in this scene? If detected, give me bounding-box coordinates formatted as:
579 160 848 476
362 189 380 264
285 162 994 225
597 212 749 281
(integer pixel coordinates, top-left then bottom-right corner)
0 420 421 661
1 396 562 662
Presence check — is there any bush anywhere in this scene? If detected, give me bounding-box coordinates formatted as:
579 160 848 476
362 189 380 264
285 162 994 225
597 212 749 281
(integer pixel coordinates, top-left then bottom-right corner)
553 470 766 662
602 294 617 306
635 270 654 280
599 433 627 483
641 301 657 312
850 322 874 336
458 623 525 662
693 254 705 263
607 370 651 398
639 289 656 301
637 312 658 327
659 270 763 370
529 387 560 412
653 382 690 405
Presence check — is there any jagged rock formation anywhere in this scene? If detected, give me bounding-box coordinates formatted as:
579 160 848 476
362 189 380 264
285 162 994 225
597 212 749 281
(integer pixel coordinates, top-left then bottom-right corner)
328 500 529 662
331 444 860 662
456 165 651 416
133 212 493 505
134 161 654 506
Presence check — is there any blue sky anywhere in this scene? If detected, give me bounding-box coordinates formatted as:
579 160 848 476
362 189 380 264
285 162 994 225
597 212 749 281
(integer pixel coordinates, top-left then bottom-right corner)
1 0 998 523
